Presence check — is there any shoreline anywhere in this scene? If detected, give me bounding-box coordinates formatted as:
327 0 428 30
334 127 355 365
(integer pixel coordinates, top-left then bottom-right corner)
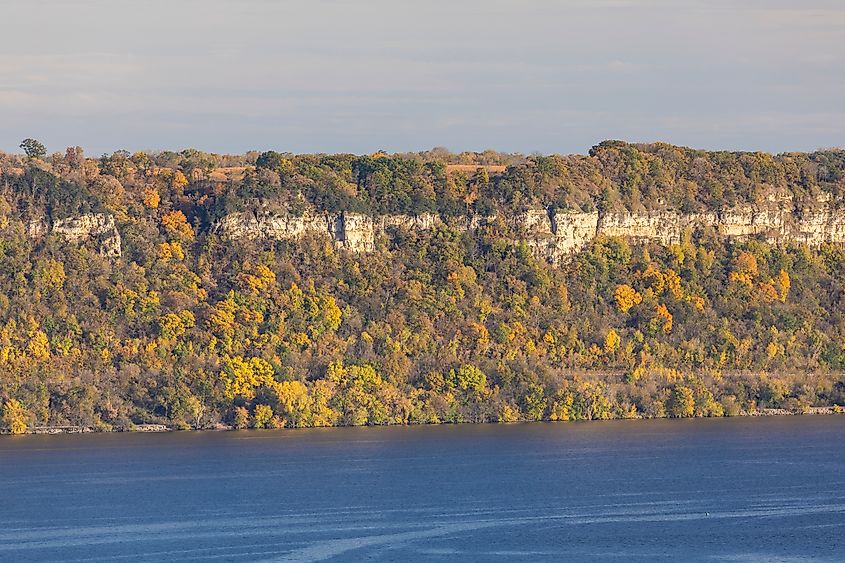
8 405 844 436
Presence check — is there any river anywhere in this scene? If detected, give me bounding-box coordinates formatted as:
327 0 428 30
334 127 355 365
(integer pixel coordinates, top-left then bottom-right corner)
1 417 844 561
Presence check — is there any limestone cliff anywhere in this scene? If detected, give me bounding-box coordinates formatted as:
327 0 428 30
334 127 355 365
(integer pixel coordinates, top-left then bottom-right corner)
28 213 122 257
213 209 445 252
23 203 845 264
212 209 336 243
336 213 375 252
212 201 845 262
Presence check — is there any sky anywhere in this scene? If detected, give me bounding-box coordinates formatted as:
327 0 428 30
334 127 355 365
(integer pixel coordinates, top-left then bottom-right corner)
1 0 843 156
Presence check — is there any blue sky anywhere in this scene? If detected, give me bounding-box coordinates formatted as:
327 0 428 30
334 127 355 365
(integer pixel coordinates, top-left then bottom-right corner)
1 0 843 155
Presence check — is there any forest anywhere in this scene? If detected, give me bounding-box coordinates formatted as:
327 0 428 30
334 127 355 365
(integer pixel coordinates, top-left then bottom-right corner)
1 139 845 433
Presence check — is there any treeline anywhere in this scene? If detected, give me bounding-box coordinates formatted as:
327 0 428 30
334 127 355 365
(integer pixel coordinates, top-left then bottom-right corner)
1 140 845 433
5 140 845 221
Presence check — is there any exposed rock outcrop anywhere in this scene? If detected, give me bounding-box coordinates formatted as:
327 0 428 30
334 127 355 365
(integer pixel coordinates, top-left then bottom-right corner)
794 209 845 246
212 200 845 263
28 213 122 257
33 203 843 265
212 210 336 243
379 212 442 233
336 213 375 252
214 209 447 252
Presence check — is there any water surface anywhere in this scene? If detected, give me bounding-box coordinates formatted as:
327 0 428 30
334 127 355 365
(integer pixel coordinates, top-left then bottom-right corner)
2 417 844 561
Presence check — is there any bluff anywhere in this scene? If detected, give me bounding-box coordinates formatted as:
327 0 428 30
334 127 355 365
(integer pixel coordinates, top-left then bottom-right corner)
212 197 845 262
3 141 845 434
18 201 845 262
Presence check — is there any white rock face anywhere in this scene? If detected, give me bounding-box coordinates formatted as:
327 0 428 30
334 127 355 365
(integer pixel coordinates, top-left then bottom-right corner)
599 211 686 245
22 196 845 265
519 209 555 236
525 203 845 260
336 213 375 252
517 209 599 262
29 213 122 257
380 212 442 233
215 209 451 251
552 210 601 253
796 210 845 245
212 201 845 261
26 218 48 238
213 210 336 243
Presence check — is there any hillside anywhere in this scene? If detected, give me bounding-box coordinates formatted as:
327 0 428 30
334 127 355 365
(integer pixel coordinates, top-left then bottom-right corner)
1 141 845 433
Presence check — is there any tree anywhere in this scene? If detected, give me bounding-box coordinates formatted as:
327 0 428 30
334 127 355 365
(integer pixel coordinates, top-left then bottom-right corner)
233 406 250 429
221 355 276 400
667 386 695 418
143 188 161 209
614 284 642 313
2 399 30 434
654 304 673 334
729 251 758 288
255 151 289 173
450 365 487 393
171 170 189 190
186 395 205 429
20 138 47 159
775 269 790 302
64 146 85 169
161 210 194 240
520 384 546 421
274 381 312 427
253 404 274 428
604 329 620 354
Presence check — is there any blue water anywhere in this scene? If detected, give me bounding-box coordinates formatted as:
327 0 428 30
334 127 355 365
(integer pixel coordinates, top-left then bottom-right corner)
1 417 844 561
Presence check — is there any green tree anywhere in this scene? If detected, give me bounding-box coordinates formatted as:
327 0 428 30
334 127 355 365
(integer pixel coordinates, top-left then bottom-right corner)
667 385 695 418
255 151 290 174
450 365 487 393
20 138 46 159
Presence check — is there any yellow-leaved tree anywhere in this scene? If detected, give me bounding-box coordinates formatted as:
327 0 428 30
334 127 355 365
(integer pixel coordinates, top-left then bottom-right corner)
142 187 160 208
221 355 276 399
655 304 673 334
2 399 30 434
774 269 790 302
614 284 642 313
326 362 389 426
161 210 194 241
273 380 312 428
729 251 758 288
667 385 695 418
604 329 620 354
252 404 274 429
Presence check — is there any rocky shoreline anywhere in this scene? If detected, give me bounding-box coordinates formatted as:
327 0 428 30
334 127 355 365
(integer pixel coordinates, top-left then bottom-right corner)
5 406 843 435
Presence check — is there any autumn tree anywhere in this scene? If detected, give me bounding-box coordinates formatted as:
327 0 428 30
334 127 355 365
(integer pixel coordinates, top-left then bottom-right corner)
161 210 194 240
2 399 30 434
667 385 695 418
614 284 642 313
252 404 274 429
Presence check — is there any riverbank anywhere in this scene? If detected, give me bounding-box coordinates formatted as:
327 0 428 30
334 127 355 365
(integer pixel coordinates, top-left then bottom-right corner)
747 406 845 416
6 405 843 435
24 424 171 435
